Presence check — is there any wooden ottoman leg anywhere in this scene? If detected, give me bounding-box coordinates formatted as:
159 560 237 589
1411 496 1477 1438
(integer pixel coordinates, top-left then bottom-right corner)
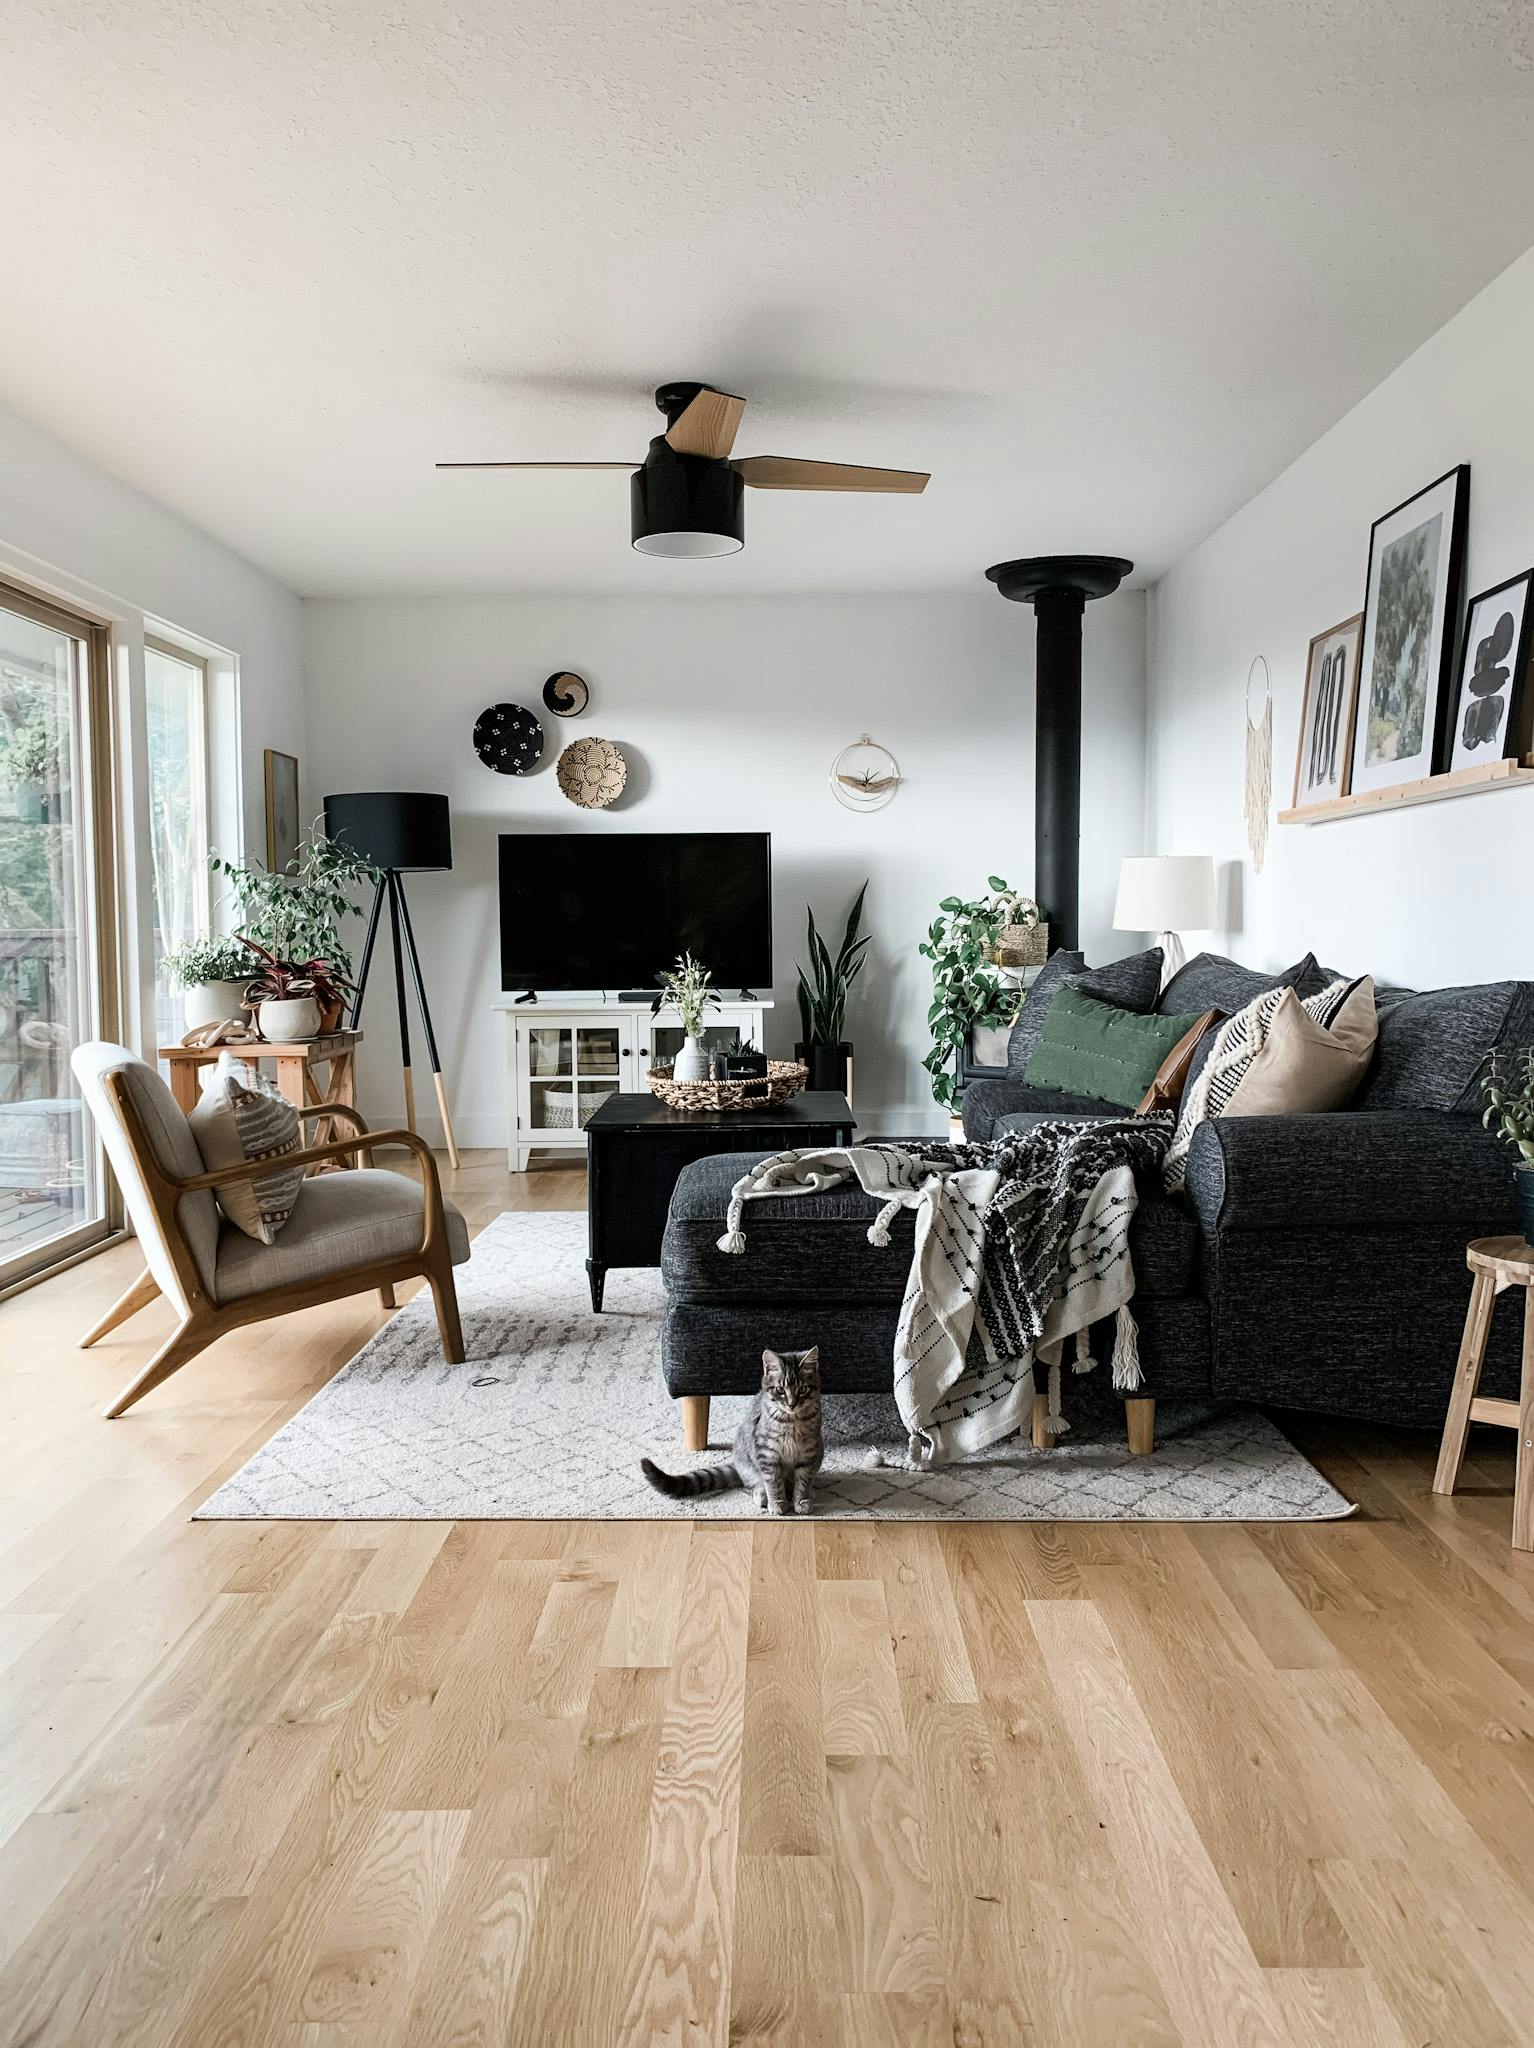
1125 1397 1156 1456
1514 1292 1534 1553
1434 1270 1496 1497
1031 1391 1056 1452
681 1396 710 1453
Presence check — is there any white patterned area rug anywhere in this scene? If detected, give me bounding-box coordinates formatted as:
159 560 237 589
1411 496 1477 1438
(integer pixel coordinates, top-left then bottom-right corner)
197 1211 1353 1523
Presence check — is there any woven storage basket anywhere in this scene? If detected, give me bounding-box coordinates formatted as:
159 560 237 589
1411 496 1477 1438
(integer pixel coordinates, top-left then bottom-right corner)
995 920 1049 967
539 1082 612 1130
647 1060 807 1113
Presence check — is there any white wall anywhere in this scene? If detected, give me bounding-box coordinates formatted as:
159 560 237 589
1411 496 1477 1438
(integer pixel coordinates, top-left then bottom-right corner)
0 401 306 1054
1148 247 1534 988
304 591 1146 1142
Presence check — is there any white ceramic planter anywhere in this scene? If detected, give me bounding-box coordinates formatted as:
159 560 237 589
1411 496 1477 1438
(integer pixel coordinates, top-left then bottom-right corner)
672 1033 710 1082
970 1021 1013 1068
259 996 321 1042
182 980 250 1030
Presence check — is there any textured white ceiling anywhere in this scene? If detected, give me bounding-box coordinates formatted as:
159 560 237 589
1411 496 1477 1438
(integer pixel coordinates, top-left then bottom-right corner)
3 0 1533 596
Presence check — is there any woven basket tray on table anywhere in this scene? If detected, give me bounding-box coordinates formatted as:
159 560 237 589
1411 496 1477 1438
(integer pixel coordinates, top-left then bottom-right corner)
647 1060 807 1113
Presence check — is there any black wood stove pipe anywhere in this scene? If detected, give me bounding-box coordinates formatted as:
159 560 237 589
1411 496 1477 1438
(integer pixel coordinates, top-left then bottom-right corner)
985 554 1134 956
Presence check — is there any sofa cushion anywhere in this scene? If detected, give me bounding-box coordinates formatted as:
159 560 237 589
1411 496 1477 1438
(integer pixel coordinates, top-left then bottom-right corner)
1157 950 1316 1018
1224 978 1377 1116
663 1151 914 1305
962 1079 1110 1143
1357 981 1521 1113
1006 946 1164 1073
1021 987 1204 1109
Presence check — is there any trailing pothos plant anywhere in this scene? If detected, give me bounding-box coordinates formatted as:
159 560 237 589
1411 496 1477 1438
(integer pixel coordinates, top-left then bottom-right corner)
919 875 1026 1109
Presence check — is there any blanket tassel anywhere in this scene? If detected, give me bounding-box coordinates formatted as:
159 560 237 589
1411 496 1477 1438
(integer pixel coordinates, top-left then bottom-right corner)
866 1197 901 1249
1111 1302 1144 1390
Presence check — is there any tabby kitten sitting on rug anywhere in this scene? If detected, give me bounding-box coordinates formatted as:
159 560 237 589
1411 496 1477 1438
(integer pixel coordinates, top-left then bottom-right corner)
641 1347 823 1515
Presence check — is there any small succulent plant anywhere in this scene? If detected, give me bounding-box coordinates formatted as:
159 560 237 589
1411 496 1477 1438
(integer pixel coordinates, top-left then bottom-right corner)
1482 1048 1534 1165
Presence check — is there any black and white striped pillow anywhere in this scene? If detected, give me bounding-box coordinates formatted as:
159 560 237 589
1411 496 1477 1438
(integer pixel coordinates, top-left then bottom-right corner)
1163 978 1361 1190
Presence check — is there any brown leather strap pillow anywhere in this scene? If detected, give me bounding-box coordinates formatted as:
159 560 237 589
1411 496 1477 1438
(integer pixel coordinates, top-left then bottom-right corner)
1136 1009 1222 1116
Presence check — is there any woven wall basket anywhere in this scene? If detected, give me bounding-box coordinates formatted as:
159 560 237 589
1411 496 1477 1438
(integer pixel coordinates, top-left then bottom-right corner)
995 921 1049 967
647 1060 807 1113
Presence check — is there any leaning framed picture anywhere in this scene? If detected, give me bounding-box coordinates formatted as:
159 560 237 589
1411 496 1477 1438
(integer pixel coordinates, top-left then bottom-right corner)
263 748 301 872
1291 612 1363 811
1446 568 1534 771
1349 463 1470 794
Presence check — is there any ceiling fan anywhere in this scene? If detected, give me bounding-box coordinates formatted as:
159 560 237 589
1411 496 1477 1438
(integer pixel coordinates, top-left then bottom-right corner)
436 381 929 558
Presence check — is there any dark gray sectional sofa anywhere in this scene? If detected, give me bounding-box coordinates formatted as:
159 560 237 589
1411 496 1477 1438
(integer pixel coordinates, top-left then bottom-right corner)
961 947 1532 1428
658 946 1532 1436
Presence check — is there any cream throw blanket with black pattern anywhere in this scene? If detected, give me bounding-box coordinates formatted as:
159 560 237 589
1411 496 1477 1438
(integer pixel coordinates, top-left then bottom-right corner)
715 1119 1172 1463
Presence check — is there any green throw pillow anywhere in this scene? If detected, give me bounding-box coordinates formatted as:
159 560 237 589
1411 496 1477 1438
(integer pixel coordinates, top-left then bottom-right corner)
1021 986 1202 1109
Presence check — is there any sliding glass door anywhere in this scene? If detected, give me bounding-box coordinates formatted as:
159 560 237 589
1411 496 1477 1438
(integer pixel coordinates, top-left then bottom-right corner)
0 582 116 1286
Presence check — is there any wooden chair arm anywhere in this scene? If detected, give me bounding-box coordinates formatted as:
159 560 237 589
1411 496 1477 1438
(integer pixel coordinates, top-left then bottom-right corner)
173 1128 452 1261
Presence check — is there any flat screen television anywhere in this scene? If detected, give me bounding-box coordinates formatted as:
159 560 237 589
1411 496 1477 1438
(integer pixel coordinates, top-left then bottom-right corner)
499 831 772 992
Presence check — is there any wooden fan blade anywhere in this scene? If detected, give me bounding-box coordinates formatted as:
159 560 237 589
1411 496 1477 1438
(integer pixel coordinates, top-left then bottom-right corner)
434 461 635 470
665 388 746 459
733 456 928 493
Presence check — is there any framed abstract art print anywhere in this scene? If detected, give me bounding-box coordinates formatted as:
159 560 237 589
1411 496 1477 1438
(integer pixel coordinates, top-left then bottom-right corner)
1291 612 1362 812
1446 568 1534 771
1349 464 1469 794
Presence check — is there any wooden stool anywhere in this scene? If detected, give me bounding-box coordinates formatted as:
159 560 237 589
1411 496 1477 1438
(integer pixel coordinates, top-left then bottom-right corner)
1433 1236 1534 1551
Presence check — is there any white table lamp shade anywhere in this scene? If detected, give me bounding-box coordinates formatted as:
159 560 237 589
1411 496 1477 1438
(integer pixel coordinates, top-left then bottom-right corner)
1114 855 1216 934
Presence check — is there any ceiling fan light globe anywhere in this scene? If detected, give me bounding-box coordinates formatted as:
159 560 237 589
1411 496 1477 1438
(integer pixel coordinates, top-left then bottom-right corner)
631 442 745 560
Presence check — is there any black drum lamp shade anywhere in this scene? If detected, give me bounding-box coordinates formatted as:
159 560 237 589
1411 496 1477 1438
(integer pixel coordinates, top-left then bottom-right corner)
324 791 452 873
631 438 744 558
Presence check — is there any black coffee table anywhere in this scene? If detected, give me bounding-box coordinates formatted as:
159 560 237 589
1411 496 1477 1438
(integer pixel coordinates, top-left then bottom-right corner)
583 1089 855 1309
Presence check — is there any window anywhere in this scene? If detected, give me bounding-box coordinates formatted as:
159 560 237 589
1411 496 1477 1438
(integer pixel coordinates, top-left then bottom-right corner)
143 638 211 1044
0 580 117 1287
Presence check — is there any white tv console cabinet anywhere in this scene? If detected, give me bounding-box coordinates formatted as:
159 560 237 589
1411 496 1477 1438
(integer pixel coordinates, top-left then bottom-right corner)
494 995 774 1171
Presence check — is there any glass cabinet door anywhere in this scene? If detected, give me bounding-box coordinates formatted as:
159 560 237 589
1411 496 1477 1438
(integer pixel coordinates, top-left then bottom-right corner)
523 1019 630 1133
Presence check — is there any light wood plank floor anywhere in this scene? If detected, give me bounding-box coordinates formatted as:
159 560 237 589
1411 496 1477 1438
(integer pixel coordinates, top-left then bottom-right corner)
2 1149 1534 2044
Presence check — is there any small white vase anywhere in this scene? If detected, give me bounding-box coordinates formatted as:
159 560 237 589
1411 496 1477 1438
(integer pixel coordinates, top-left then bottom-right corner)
672 1033 710 1083
183 980 250 1031
259 996 321 1043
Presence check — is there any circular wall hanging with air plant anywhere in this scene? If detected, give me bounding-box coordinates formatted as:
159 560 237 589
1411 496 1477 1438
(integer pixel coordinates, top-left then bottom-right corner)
830 733 901 812
556 736 628 809
543 671 590 717
473 702 544 774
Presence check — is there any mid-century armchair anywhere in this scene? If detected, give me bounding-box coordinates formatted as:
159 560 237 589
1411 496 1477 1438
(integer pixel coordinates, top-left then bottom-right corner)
71 1043 470 1418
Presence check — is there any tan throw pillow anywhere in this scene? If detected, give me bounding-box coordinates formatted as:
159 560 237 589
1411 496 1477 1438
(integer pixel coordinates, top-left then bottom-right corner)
1224 978 1377 1117
187 1052 305 1243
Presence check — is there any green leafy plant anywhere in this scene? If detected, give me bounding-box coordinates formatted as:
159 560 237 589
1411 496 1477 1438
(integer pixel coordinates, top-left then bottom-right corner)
1482 1049 1534 1165
160 934 256 990
795 881 871 1048
653 951 720 1037
210 819 380 977
919 875 1026 1109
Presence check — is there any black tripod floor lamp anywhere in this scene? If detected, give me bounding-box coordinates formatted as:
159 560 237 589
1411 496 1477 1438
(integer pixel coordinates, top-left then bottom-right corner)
323 791 461 1171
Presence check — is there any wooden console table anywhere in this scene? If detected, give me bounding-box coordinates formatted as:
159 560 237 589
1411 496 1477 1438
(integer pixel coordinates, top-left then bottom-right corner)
159 1031 364 1172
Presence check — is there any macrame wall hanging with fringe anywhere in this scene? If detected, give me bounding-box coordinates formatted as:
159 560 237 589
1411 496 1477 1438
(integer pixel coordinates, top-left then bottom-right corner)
1245 655 1272 874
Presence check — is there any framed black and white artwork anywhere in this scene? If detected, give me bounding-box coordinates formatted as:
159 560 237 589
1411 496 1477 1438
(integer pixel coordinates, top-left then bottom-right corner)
1446 569 1534 771
1291 612 1362 812
1349 463 1469 794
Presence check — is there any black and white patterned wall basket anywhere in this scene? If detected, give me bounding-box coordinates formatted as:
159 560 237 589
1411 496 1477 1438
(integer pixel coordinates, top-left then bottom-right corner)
543 671 589 717
473 703 545 774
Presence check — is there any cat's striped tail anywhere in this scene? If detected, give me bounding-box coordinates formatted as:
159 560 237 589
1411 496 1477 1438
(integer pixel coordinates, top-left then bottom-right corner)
639 1456 742 1498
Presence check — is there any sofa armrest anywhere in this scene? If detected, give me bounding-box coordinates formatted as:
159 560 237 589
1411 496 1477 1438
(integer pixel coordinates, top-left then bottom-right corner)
1184 1111 1515 1237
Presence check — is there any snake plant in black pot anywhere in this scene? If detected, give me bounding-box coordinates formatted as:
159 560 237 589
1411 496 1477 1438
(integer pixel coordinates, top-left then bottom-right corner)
795 881 870 1098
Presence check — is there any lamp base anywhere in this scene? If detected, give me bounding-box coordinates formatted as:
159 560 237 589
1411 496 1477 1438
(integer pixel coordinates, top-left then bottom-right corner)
1158 929 1187 984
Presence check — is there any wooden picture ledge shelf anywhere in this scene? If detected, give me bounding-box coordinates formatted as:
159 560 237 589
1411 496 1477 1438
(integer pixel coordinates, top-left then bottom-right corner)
1278 752 1534 825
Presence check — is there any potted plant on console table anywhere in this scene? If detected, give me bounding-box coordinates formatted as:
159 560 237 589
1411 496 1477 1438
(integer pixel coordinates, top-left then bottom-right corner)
162 935 260 1031
795 881 870 1101
1483 1048 1534 1244
920 877 1028 1110
654 951 720 1082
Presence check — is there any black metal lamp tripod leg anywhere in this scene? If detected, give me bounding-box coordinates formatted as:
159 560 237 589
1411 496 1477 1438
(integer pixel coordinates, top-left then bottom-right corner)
349 877 387 1029
393 875 461 1170
386 872 416 1135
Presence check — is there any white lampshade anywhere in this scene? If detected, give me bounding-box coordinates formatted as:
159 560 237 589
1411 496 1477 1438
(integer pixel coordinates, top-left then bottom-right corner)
1113 855 1216 934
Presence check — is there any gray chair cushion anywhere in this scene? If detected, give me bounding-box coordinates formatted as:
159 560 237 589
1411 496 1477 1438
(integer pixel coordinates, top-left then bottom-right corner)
663 1151 913 1306
1356 981 1520 1113
214 1168 470 1303
1007 946 1164 1073
72 1041 220 1304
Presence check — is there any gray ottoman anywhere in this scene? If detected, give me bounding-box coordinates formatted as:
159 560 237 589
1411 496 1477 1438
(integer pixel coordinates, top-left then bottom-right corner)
659 1147 1209 1454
